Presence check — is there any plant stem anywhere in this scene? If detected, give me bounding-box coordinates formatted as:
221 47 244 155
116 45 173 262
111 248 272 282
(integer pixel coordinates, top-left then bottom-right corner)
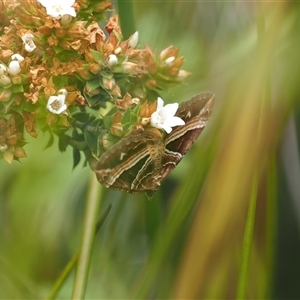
117 0 136 39
71 174 102 299
47 252 80 300
46 204 111 300
236 176 258 298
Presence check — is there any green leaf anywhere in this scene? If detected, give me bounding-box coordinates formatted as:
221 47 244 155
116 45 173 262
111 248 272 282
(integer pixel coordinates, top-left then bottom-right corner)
84 130 98 154
58 135 70 152
23 101 36 112
52 75 69 88
1 94 16 113
90 50 103 63
45 133 55 149
72 148 81 169
86 79 101 91
11 85 24 93
103 115 113 130
121 108 131 125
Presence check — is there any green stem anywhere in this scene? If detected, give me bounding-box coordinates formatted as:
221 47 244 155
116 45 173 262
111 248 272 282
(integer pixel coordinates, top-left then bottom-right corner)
46 205 111 300
237 4 269 298
47 252 80 300
71 174 102 299
236 177 258 298
117 0 136 39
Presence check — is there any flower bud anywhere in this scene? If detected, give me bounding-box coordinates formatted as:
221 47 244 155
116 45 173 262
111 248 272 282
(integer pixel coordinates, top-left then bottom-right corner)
83 84 101 97
114 47 122 55
14 146 27 158
88 63 101 74
0 64 7 75
128 31 139 49
0 74 11 85
145 79 157 90
60 14 73 26
66 22 89 39
11 54 24 63
168 67 179 77
107 54 118 66
76 67 93 80
0 88 12 102
11 75 22 85
8 61 21 75
0 143 8 152
176 69 191 81
100 133 113 150
94 1 113 12
103 77 115 90
141 117 150 126
6 134 17 145
122 62 137 73
55 27 66 38
112 84 121 97
22 32 36 53
160 46 179 61
165 56 175 66
110 122 123 137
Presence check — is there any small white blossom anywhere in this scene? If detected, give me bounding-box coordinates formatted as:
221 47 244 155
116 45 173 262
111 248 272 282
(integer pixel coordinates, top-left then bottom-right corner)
128 31 139 49
150 97 185 134
11 54 24 63
0 64 7 75
0 144 8 152
114 47 122 55
60 14 73 26
176 69 191 81
122 61 137 72
165 56 175 66
38 0 76 20
8 61 21 76
108 54 118 66
0 75 12 85
46 89 68 114
22 32 36 52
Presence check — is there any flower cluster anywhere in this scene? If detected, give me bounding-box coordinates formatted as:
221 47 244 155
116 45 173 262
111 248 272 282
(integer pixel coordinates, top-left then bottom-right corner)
0 0 190 165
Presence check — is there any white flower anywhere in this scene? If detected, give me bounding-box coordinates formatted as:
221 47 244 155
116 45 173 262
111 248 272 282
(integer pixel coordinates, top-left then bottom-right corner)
150 97 185 134
108 54 118 66
38 0 76 20
128 31 139 49
114 47 122 55
0 75 11 85
11 54 24 63
0 144 8 152
165 56 175 66
21 32 36 52
0 64 7 75
46 89 68 114
8 61 21 75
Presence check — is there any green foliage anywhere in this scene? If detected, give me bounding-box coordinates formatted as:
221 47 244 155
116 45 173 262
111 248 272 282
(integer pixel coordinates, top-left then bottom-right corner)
1 2 300 300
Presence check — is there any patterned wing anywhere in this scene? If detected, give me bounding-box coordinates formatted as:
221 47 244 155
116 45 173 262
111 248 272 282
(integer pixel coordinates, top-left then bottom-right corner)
161 92 214 181
95 130 164 195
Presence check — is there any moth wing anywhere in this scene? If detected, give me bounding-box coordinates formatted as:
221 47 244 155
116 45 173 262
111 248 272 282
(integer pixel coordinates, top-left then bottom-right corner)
161 92 214 180
95 130 162 195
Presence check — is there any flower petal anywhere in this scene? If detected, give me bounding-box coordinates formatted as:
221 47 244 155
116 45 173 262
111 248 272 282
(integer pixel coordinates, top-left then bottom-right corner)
164 116 185 128
162 125 172 134
150 97 185 133
156 97 164 111
159 102 178 120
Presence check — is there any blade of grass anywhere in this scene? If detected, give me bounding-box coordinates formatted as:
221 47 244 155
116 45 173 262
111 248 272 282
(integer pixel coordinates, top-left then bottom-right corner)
236 176 258 298
71 174 102 299
117 0 136 39
46 205 111 300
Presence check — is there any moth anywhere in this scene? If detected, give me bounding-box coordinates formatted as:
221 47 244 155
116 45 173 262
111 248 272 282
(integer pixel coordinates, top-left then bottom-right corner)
95 92 214 198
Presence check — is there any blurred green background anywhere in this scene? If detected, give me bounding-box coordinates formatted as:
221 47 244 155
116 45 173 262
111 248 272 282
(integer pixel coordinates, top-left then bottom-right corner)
1 1 300 299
